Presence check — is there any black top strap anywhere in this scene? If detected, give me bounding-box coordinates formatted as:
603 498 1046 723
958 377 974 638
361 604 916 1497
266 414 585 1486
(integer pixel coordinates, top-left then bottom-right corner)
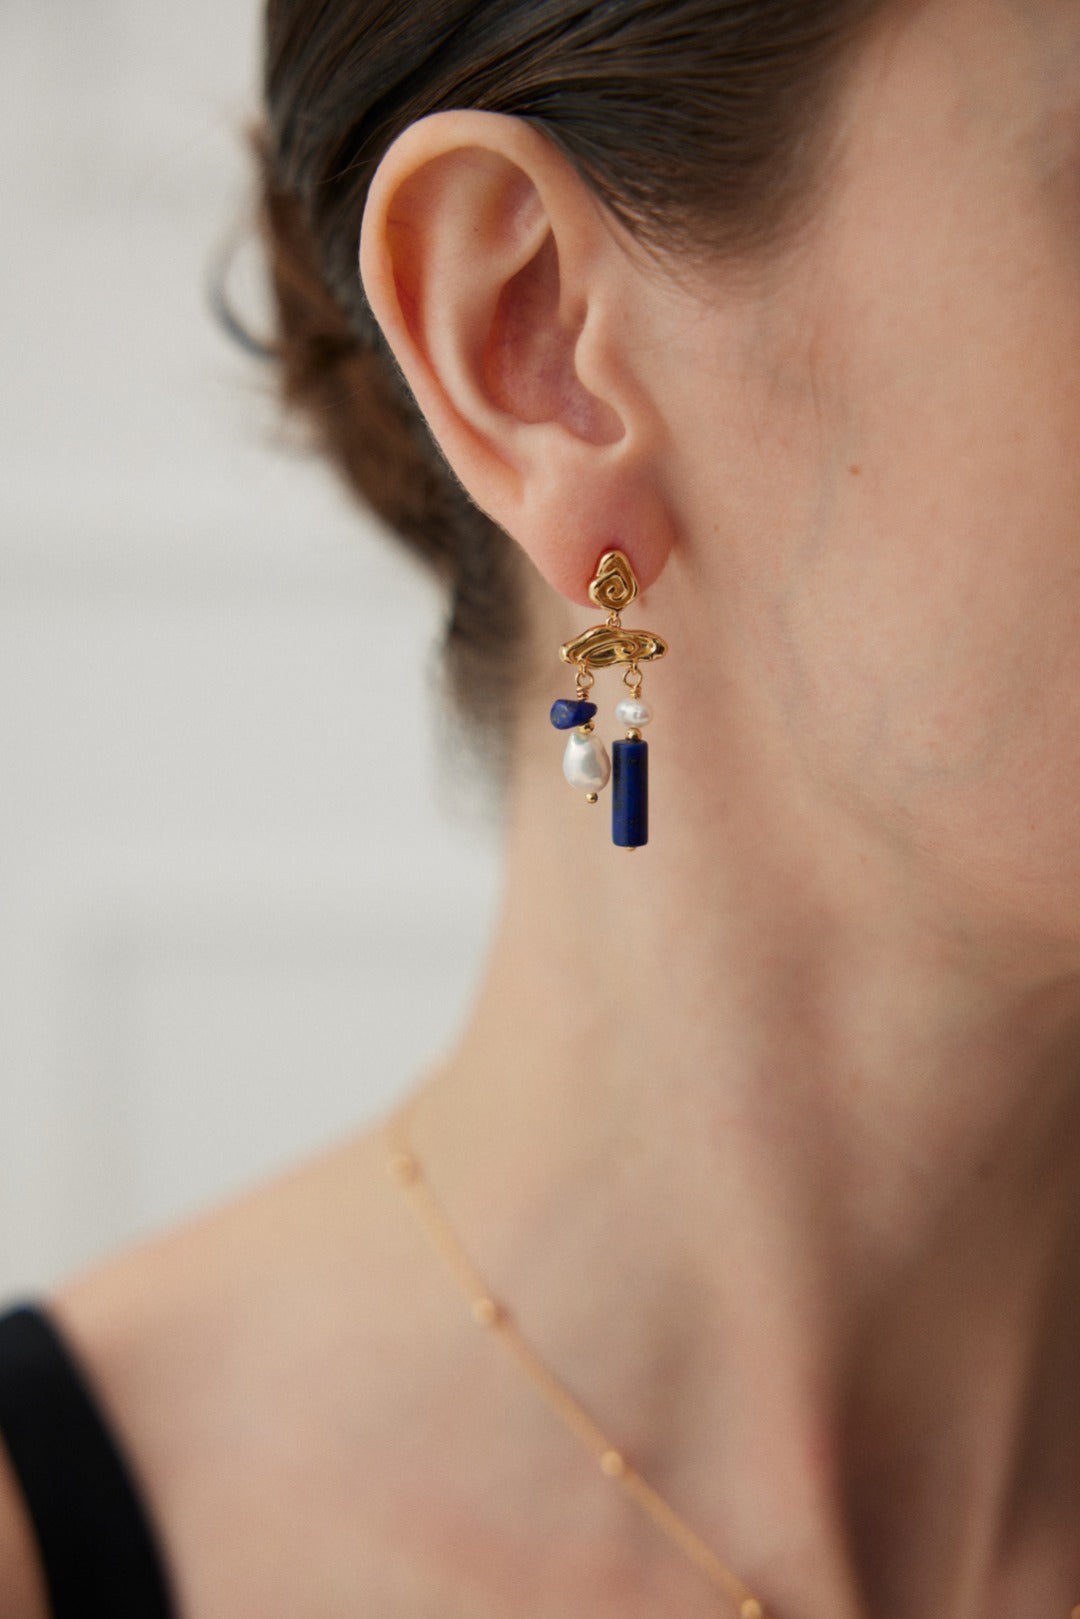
0 1305 176 1619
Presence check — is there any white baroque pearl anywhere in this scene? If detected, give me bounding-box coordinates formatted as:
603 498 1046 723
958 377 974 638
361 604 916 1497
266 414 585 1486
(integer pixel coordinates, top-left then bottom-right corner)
563 729 611 792
615 698 652 728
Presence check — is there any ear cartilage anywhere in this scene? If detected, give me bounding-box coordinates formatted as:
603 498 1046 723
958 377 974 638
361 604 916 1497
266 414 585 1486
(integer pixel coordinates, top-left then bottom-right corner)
552 550 666 848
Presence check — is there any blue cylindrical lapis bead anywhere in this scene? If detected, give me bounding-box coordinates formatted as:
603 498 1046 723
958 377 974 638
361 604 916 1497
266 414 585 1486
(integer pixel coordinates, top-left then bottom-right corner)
612 738 648 848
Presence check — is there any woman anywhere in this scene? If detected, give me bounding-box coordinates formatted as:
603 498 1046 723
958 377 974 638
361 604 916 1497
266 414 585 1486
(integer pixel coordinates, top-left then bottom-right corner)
1 0 1079 1614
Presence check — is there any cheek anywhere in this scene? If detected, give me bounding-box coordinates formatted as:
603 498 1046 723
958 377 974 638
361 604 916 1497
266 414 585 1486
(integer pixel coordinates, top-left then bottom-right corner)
764 245 1080 889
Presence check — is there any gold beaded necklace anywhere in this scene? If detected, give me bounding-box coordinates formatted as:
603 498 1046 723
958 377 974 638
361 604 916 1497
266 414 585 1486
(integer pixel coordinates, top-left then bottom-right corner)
385 1134 771 1619
386 1132 1080 1619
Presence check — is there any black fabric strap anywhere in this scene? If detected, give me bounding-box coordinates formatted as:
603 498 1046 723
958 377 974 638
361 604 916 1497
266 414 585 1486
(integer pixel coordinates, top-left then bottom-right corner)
0 1305 176 1619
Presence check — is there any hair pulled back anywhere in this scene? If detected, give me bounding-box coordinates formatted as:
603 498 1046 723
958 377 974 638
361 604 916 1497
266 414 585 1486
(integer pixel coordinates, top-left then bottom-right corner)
260 0 881 738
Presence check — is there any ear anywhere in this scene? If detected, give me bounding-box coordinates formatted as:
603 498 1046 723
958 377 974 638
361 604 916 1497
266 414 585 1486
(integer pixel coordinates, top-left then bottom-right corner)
359 110 674 606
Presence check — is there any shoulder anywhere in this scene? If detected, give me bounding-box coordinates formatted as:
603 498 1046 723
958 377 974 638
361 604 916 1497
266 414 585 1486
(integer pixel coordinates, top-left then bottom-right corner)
41 1123 447 1618
0 1443 49 1619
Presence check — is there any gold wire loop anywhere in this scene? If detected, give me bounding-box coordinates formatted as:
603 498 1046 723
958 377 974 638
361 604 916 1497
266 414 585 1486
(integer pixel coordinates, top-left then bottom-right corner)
623 663 643 699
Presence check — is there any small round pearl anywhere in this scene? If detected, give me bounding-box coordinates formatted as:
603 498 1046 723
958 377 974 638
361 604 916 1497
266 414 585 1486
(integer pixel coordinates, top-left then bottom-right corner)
562 730 611 792
615 698 652 728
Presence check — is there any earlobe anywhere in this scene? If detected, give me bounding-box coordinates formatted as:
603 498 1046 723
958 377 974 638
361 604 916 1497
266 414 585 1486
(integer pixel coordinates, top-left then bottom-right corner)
359 110 674 604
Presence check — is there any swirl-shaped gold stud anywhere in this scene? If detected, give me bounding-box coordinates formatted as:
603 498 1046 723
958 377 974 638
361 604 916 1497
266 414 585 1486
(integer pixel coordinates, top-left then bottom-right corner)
588 549 639 614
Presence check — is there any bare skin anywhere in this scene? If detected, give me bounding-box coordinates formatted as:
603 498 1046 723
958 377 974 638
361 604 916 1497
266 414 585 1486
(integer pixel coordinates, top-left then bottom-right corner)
6 1 1080 1616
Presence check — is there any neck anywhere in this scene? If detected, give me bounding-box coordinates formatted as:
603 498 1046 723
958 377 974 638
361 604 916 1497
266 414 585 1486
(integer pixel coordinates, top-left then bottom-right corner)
406 645 1080 1619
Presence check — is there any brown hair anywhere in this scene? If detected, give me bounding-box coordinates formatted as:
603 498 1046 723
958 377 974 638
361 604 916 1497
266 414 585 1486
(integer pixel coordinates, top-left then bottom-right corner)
260 0 881 743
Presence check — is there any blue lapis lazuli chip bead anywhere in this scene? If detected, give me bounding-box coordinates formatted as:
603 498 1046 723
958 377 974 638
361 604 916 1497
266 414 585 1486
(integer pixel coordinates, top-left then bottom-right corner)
549 698 598 730
612 738 648 848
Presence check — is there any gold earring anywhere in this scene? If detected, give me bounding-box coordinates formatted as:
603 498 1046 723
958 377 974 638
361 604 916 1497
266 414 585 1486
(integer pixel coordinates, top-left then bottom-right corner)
548 550 667 849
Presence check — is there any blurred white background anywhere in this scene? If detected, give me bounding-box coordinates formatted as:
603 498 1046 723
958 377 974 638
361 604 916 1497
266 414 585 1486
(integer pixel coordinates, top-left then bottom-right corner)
0 1 502 1298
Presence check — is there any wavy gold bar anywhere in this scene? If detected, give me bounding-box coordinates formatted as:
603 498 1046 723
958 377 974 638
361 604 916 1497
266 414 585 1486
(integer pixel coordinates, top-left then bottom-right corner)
560 624 668 669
